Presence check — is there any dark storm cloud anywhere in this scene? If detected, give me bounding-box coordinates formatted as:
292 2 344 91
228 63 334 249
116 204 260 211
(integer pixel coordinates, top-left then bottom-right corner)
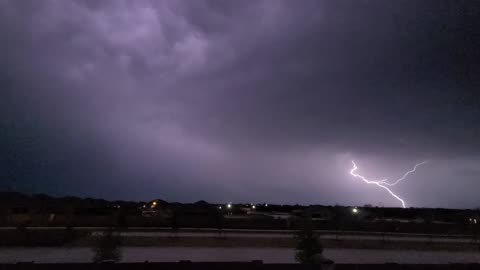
1 0 479 207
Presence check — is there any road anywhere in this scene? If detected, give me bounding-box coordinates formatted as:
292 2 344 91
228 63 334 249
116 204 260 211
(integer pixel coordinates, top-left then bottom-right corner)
1 247 480 264
1 227 476 244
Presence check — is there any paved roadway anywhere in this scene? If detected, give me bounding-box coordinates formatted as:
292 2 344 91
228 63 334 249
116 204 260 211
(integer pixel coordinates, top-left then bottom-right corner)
1 227 478 244
1 247 480 264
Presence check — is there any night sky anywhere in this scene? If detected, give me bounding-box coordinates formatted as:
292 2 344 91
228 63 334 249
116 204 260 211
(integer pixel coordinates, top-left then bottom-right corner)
1 0 479 208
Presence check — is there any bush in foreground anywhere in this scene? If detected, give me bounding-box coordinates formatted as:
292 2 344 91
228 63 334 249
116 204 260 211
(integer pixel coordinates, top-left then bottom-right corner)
91 228 122 263
295 217 324 264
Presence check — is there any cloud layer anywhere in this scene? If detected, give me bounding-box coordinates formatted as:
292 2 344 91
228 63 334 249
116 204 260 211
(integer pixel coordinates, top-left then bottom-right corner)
1 0 480 208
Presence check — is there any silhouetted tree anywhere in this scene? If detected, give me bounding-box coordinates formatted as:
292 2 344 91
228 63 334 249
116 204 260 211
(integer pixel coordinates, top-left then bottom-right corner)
215 210 224 236
115 208 128 228
63 226 78 245
91 228 122 263
331 208 344 240
295 216 323 264
171 210 179 236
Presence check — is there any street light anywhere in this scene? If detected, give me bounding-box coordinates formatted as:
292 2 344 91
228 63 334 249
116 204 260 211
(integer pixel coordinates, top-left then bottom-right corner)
352 207 359 214
227 203 232 209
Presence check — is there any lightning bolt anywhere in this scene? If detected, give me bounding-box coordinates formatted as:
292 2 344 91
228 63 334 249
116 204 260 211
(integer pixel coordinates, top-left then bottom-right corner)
349 160 427 208
380 161 428 186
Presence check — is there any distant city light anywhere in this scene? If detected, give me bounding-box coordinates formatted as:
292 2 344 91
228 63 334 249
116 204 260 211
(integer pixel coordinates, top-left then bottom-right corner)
218 206 222 210
150 201 157 209
252 205 256 209
265 203 268 207
352 207 359 214
227 203 232 209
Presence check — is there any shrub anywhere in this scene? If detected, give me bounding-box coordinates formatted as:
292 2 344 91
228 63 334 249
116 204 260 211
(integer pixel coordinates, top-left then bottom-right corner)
91 228 122 263
295 217 323 264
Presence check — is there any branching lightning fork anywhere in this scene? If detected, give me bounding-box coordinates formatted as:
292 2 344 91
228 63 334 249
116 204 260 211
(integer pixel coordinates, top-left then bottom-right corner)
349 160 428 208
380 161 428 186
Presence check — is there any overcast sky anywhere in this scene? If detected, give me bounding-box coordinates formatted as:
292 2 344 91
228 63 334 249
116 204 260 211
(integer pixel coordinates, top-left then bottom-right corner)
1 0 479 208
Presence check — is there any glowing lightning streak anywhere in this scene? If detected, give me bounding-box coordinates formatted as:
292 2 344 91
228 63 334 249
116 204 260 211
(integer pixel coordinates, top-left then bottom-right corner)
350 161 408 208
349 160 428 208
380 161 428 186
